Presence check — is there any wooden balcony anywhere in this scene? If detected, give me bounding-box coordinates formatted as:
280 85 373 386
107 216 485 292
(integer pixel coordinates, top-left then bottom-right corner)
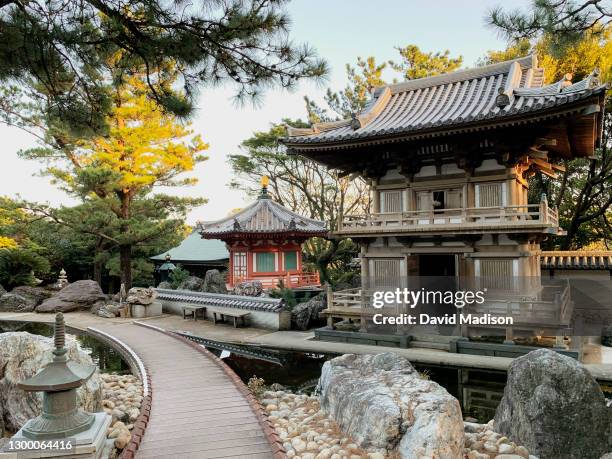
323 279 572 337
234 271 320 289
337 202 561 237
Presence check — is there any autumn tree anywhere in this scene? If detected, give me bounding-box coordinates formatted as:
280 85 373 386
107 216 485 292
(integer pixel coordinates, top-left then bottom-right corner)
389 45 463 80
482 27 612 249
0 0 328 137
487 0 611 53
19 75 207 289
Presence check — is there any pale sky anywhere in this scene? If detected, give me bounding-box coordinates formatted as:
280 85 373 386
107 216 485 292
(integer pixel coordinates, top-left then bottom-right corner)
0 0 528 223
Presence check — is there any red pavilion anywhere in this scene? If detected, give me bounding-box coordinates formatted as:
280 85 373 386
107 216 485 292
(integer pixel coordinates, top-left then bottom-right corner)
198 177 327 289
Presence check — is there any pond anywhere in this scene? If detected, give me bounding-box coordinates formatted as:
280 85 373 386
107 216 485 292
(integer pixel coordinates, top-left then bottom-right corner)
0 321 131 374
187 333 507 422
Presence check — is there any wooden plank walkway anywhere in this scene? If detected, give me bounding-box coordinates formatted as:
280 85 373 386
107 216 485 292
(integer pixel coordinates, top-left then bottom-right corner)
92 322 276 459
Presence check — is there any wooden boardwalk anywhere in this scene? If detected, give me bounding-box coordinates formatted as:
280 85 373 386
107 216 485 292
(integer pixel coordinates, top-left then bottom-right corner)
92 322 277 459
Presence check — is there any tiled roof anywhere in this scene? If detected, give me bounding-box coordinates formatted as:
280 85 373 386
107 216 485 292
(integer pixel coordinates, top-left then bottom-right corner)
151 230 229 263
154 288 285 312
283 55 607 147
198 192 327 238
541 251 612 270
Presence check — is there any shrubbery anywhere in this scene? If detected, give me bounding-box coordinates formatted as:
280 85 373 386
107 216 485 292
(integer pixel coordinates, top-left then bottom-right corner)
0 247 50 289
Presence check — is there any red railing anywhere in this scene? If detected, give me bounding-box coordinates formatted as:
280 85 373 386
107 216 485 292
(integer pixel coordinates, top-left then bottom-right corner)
234 271 320 289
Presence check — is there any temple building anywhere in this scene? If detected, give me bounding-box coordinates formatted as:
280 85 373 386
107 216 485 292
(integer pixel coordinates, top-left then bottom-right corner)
151 230 229 282
282 55 607 343
198 177 327 289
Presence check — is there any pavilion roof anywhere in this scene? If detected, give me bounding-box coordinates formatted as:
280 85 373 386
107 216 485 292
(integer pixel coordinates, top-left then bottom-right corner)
197 192 327 240
151 230 229 264
282 55 607 155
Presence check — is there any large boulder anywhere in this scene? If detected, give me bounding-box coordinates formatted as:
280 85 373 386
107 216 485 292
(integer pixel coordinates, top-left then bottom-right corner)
11 286 53 306
202 269 227 294
318 352 464 458
157 281 172 290
126 287 156 305
177 276 204 291
0 293 37 312
0 332 103 431
494 348 612 459
291 295 325 330
36 280 106 313
232 280 263 297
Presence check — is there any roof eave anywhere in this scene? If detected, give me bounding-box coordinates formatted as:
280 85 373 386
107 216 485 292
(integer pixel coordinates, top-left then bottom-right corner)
284 94 606 154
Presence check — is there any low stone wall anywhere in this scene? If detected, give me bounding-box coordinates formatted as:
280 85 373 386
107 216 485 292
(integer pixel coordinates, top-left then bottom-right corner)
161 299 290 330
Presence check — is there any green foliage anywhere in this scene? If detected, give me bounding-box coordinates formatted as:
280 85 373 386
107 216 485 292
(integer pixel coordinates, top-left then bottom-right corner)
0 0 327 136
487 0 611 55
0 247 50 289
270 283 298 310
389 45 463 80
168 265 190 290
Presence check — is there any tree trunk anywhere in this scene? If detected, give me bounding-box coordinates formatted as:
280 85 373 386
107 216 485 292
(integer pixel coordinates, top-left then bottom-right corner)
119 191 133 290
119 244 132 290
93 259 103 287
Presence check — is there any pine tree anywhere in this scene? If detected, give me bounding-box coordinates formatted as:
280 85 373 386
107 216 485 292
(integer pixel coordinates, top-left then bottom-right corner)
22 75 207 289
0 0 328 136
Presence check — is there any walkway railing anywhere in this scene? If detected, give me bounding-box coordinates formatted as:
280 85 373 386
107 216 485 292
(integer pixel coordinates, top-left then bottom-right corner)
339 202 559 232
235 271 320 289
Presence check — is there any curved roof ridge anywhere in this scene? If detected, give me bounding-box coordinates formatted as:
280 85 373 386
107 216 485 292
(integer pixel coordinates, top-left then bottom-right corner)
380 54 536 96
198 193 327 238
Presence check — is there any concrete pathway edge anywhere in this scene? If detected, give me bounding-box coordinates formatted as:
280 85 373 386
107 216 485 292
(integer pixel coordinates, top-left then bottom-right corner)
134 321 286 459
87 327 153 459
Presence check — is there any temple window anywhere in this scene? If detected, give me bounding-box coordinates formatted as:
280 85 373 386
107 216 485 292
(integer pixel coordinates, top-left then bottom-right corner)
380 189 403 213
233 252 247 279
476 183 505 208
255 252 275 272
284 251 298 271
416 189 462 211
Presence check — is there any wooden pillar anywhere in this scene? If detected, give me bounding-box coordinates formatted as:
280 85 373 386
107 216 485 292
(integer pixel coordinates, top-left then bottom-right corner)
372 180 380 213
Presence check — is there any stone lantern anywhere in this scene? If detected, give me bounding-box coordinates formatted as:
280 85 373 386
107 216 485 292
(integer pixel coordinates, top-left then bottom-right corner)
0 313 111 459
158 253 177 283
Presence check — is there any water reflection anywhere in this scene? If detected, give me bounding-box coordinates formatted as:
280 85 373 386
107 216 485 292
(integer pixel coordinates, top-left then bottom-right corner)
0 321 130 374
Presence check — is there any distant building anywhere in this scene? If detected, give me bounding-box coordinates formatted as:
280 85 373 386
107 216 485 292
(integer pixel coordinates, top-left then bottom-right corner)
198 177 327 289
151 230 229 281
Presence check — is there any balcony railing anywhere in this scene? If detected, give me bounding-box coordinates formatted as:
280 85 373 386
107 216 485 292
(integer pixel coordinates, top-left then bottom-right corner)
234 271 320 289
324 279 572 333
339 203 559 233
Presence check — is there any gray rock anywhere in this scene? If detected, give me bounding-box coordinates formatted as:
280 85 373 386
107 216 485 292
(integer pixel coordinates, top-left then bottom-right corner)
291 295 325 330
602 325 612 347
494 348 611 459
36 280 106 313
0 293 37 312
126 287 156 305
600 454 612 459
0 284 6 296
178 276 204 291
157 281 172 289
318 352 464 457
202 269 227 294
0 332 102 431
97 306 117 318
11 286 52 306
232 280 263 297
